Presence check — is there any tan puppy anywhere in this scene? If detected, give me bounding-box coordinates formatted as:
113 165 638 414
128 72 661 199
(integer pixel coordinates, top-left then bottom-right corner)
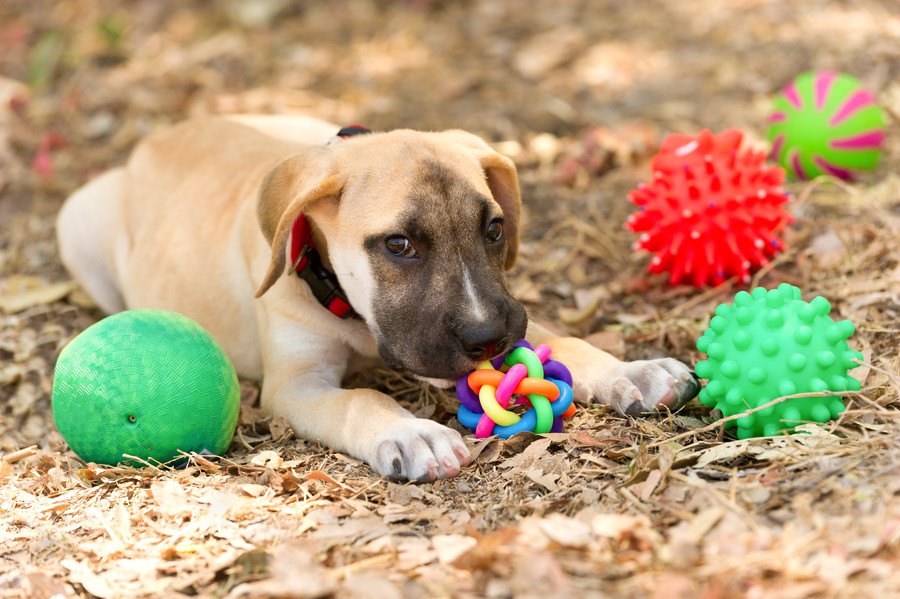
57 115 698 481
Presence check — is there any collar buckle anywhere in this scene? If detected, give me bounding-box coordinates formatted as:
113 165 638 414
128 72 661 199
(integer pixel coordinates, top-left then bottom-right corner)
290 214 357 320
295 246 355 319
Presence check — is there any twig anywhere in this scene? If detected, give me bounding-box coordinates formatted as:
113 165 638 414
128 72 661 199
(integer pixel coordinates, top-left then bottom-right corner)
121 454 165 472
648 391 852 448
669 278 736 317
842 409 900 418
792 176 860 210
750 246 797 288
1 446 38 464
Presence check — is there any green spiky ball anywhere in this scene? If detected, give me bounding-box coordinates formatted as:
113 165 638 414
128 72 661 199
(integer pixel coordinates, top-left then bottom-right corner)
696 284 861 439
52 310 240 466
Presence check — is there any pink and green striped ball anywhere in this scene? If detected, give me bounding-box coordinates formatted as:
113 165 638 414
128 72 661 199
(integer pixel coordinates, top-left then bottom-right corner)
767 71 885 181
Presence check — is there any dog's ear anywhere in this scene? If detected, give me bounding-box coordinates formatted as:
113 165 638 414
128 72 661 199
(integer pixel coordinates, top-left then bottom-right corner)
441 130 522 269
479 151 521 269
255 149 341 297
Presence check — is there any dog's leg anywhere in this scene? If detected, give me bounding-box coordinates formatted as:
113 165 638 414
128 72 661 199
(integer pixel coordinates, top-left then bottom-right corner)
257 311 470 481
528 322 699 416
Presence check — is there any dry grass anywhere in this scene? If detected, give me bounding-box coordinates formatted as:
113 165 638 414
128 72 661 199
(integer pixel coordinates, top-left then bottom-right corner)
1 0 899 597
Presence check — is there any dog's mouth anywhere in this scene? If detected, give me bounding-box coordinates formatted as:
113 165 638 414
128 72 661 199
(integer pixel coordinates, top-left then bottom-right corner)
407 343 513 384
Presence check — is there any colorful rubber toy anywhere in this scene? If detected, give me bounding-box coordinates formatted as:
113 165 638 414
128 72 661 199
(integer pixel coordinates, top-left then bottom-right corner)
455 340 576 438
627 129 793 287
52 310 240 466
767 71 886 181
696 284 862 439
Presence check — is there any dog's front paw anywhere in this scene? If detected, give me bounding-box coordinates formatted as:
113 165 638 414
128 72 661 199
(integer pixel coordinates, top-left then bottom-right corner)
594 358 699 416
370 418 471 482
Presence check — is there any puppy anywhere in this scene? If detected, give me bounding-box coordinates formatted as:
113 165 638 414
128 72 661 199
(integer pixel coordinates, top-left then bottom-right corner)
57 115 698 481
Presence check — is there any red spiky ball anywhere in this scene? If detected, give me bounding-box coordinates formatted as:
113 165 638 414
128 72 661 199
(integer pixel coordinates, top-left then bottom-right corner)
626 129 794 287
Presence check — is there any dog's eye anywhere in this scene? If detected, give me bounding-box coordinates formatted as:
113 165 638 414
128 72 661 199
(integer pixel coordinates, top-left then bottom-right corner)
486 219 504 242
385 235 417 258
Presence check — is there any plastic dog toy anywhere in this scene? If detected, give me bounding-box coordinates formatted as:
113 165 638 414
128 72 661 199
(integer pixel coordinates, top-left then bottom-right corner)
627 129 792 287
52 310 240 466
455 340 576 438
695 284 862 439
767 71 886 181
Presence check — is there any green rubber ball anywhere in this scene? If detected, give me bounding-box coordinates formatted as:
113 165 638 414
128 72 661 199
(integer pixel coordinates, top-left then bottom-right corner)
695 284 862 439
52 310 240 466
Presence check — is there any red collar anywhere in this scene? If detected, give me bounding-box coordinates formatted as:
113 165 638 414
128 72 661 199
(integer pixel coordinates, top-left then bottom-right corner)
290 214 356 319
288 125 372 320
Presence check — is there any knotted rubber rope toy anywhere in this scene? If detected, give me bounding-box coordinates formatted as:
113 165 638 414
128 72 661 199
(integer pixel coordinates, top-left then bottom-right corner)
455 340 576 439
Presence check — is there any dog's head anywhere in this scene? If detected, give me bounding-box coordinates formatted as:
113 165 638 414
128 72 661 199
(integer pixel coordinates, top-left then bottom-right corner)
255 129 528 379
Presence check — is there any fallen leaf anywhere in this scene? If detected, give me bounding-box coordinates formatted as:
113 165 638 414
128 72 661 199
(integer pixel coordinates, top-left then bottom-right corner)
431 534 478 565
268 416 294 441
538 514 593 548
226 542 335 599
591 513 659 551
650 573 698 599
525 468 559 492
24 572 71 599
453 527 519 571
150 479 192 516
0 279 76 314
631 468 663 501
337 572 402 599
239 483 269 497
61 560 114 599
570 431 619 448
306 470 355 492
386 482 424 506
849 337 872 388
468 436 499 463
250 450 283 469
695 440 753 468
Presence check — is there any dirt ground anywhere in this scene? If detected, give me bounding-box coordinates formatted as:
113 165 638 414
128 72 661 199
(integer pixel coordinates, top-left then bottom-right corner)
1 1 899 597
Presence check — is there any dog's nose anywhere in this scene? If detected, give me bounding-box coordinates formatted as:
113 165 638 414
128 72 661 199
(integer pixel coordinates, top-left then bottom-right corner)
458 322 509 361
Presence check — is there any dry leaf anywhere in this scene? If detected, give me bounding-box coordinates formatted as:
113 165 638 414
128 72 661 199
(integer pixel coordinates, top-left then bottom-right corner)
431 534 478 565
453 527 520 571
0 279 76 314
538 514 593 548
61 560 114 599
306 469 354 492
239 483 269 497
695 440 753 468
337 572 402 599
525 468 559 492
631 469 663 501
150 479 192 516
226 542 335 599
268 416 294 441
24 571 72 599
250 450 283 469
